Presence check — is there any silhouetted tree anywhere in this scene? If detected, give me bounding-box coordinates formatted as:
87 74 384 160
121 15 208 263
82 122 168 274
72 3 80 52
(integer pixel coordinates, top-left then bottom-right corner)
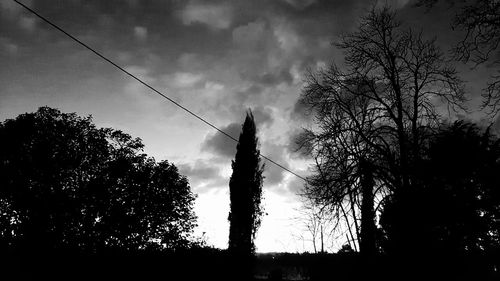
298 6 465 254
0 107 197 252
228 110 264 257
227 110 264 280
381 121 500 274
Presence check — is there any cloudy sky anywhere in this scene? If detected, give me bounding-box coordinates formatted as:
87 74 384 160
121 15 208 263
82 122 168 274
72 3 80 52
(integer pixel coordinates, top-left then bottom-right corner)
0 0 496 252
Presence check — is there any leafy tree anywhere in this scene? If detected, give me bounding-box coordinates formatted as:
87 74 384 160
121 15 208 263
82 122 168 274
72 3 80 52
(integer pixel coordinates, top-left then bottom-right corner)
298 6 465 253
0 107 197 252
380 121 500 258
228 110 264 256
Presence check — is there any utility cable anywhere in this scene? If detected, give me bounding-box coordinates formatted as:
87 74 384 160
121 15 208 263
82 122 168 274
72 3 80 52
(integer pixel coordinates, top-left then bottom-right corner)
13 0 307 182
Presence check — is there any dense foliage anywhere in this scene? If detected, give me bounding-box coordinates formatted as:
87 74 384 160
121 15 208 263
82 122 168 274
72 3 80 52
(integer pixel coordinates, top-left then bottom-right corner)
381 122 500 256
0 107 197 252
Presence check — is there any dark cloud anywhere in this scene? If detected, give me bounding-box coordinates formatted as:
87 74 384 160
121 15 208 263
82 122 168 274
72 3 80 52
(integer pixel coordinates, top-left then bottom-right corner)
261 142 289 186
290 97 312 121
252 106 274 128
287 129 313 160
201 122 241 158
179 1 233 30
232 19 268 49
287 177 306 195
260 71 294 86
235 84 264 103
177 159 228 193
178 160 219 181
281 0 317 10
0 0 382 115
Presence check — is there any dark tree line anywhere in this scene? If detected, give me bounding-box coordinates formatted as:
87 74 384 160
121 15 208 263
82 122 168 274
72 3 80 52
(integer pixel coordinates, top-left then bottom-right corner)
0 107 197 253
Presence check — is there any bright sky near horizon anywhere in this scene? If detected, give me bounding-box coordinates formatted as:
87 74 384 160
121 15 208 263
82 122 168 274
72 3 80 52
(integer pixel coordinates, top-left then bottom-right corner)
0 0 496 252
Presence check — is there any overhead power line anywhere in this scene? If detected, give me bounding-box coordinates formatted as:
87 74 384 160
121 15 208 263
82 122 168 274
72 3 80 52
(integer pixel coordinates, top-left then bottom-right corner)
13 0 307 182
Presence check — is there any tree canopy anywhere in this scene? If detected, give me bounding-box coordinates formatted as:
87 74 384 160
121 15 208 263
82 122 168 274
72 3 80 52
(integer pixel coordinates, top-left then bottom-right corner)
0 107 197 252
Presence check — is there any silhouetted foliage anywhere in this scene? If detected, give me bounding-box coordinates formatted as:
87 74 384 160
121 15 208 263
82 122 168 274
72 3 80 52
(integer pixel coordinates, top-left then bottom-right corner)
0 107 197 253
381 121 500 274
228 110 264 258
0 246 236 281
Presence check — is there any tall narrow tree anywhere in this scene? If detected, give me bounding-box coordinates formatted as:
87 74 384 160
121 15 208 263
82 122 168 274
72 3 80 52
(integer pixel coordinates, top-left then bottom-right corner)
228 110 264 257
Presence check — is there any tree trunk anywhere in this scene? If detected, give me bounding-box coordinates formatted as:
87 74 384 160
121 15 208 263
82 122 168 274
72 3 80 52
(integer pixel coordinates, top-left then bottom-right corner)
359 158 377 255
320 225 324 253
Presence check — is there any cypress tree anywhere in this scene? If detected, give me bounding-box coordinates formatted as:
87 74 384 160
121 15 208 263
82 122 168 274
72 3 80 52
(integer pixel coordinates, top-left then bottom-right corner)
228 110 264 257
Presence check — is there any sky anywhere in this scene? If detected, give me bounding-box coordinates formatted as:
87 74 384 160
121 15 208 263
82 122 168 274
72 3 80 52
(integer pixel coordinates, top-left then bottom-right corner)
0 0 497 253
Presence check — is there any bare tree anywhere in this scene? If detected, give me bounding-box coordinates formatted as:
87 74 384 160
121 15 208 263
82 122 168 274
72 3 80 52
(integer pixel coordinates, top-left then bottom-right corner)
294 199 338 253
298 6 466 253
